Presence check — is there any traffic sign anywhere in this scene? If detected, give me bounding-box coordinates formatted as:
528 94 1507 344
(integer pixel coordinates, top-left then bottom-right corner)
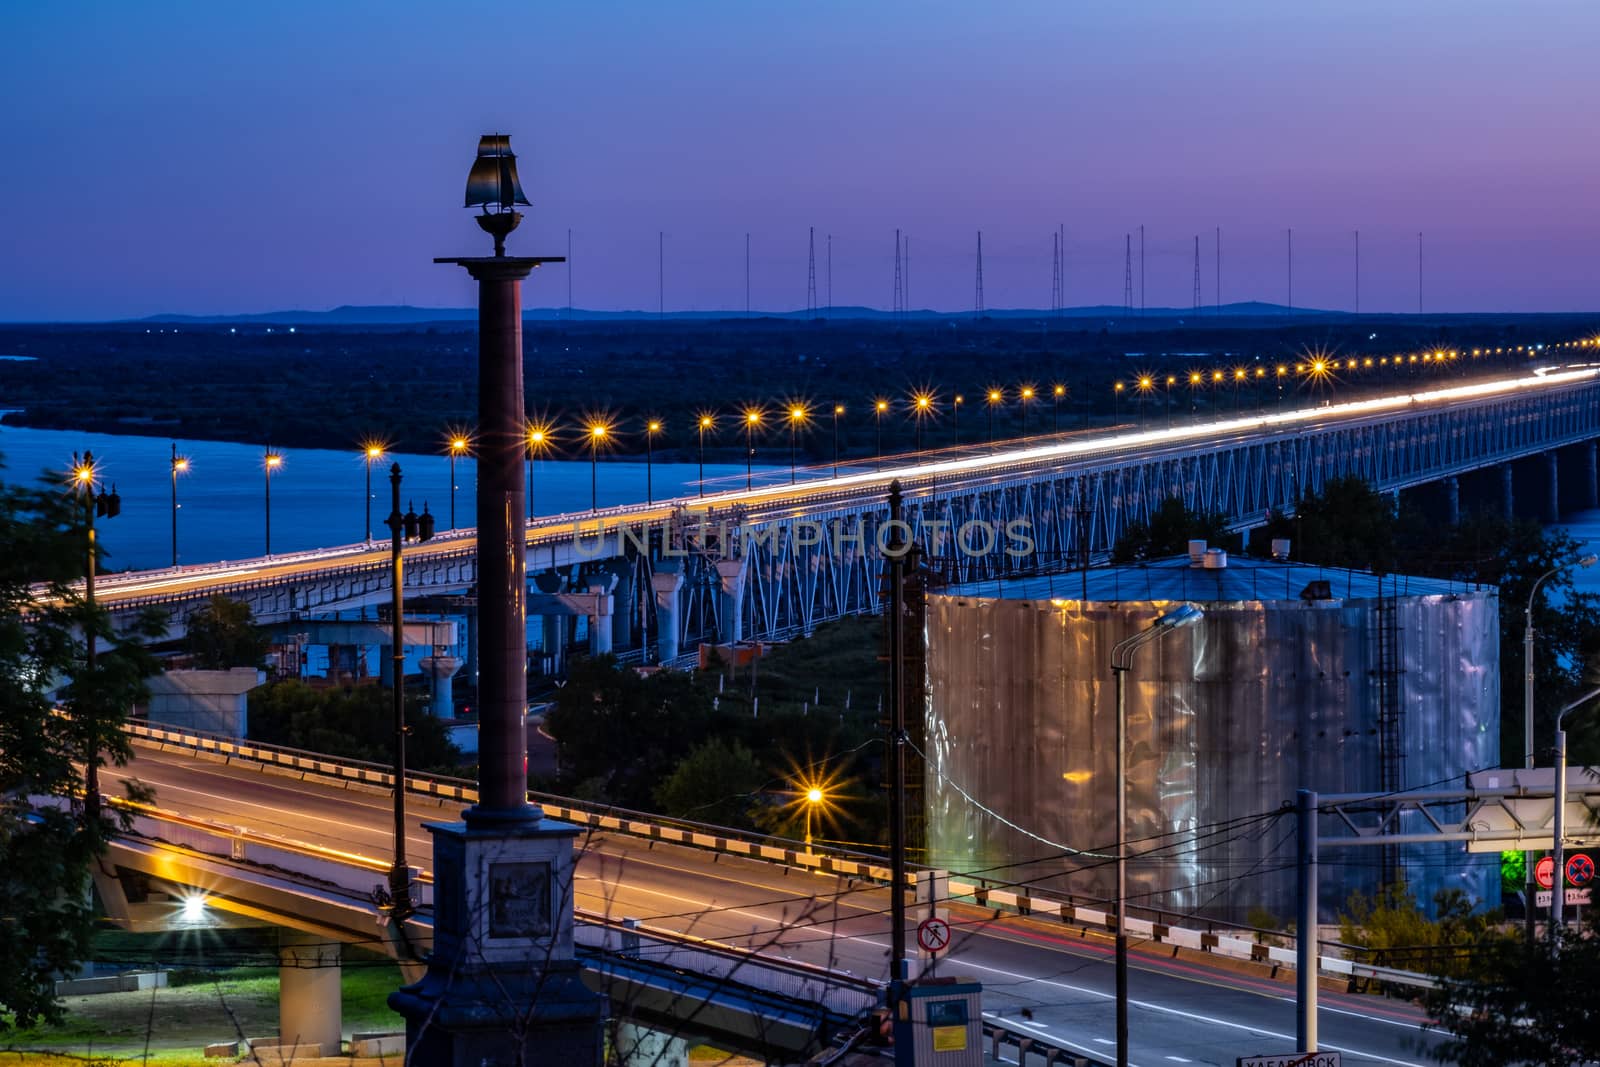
1566 852 1594 887
917 916 952 953
1536 856 1556 889
1237 1053 1341 1067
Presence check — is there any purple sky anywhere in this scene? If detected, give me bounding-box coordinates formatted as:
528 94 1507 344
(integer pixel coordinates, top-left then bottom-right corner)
3 1 1598 320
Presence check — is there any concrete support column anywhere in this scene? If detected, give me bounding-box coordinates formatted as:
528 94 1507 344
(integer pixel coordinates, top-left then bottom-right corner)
419 654 461 718
278 930 342 1057
1585 442 1599 511
1542 452 1561 523
607 562 635 651
715 559 748 645
541 615 565 676
1499 463 1515 519
1442 476 1460 527
650 565 685 664
587 585 614 656
613 1022 688 1067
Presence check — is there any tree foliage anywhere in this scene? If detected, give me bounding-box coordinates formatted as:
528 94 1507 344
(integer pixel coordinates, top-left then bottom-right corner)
1338 882 1503 979
1110 496 1234 564
247 679 462 773
1253 475 1399 571
1423 927 1600 1066
185 595 270 670
652 738 765 829
0 459 162 1029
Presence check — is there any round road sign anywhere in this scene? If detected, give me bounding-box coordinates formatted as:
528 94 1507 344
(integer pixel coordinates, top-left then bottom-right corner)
917 916 952 953
1536 856 1556 890
1566 853 1595 888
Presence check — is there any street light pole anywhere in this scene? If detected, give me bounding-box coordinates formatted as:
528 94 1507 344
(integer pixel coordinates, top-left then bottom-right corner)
646 420 660 503
1109 604 1203 1067
169 442 187 567
788 407 804 484
385 462 413 918
832 405 842 477
698 416 711 497
1524 553 1597 942
1551 685 1600 947
263 450 281 556
745 411 760 490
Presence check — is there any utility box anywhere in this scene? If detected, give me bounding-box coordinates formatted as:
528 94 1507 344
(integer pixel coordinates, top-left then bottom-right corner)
894 977 983 1066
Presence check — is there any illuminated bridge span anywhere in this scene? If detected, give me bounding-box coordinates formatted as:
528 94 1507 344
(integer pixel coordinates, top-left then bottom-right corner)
86 366 1600 662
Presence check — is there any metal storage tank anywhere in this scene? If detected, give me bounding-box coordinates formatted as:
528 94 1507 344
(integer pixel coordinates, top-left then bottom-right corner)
923 551 1500 924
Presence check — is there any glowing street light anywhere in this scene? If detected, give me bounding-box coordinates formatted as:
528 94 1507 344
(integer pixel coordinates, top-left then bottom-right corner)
447 431 471 530
697 414 714 497
953 394 964 444
831 405 844 476
787 405 807 483
361 440 387 543
1113 380 1124 423
526 424 551 518
586 422 608 512
1164 375 1176 428
804 784 825 851
68 449 120 829
1188 370 1202 415
1136 375 1154 428
169 442 190 567
1053 383 1067 433
1019 385 1036 437
986 388 1003 447
744 409 762 490
912 393 933 451
645 419 663 503
874 399 889 461
263 449 283 556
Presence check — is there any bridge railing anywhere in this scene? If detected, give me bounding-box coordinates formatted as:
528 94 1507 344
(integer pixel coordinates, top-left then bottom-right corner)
125 722 1439 992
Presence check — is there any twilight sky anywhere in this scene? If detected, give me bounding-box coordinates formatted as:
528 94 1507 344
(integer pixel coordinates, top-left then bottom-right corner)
3 1 1597 320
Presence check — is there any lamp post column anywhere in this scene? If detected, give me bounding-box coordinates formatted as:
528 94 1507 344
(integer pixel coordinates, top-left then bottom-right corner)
1113 663 1129 1067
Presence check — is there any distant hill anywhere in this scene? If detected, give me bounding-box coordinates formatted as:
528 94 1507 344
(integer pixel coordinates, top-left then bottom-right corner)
131 300 1327 326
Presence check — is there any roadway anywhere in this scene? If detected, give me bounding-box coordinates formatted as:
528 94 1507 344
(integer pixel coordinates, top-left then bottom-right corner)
114 744 1445 1067
81 362 1600 614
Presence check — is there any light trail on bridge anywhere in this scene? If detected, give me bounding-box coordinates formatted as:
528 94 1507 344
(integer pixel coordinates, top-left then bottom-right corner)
70 362 1600 613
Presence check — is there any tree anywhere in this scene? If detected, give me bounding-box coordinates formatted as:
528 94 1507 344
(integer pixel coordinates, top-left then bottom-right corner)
0 460 162 1028
1422 928 1600 1066
247 679 462 773
1251 475 1398 571
185 595 270 670
1110 496 1233 564
653 738 765 829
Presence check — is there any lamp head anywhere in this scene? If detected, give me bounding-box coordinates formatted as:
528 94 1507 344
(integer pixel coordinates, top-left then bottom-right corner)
1581 554 1599 569
1157 603 1204 630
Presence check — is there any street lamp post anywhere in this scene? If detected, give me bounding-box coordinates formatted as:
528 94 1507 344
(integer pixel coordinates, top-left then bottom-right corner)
1137 376 1153 428
697 416 712 497
384 462 413 918
263 449 282 556
1019 386 1034 436
169 442 188 567
744 410 760 490
1523 552 1597 942
588 424 607 512
953 394 963 444
646 420 661 503
448 435 469 529
1165 376 1176 428
987 389 1001 447
788 407 805 483
1113 381 1124 423
832 405 843 477
913 394 931 451
1053 384 1065 433
804 786 823 852
874 400 888 461
526 427 547 518
1109 604 1203 1067
1551 685 1600 946
71 451 120 831
362 442 385 542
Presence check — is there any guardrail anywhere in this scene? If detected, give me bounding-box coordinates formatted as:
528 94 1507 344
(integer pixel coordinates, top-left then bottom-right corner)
985 1017 1112 1067
125 722 1440 992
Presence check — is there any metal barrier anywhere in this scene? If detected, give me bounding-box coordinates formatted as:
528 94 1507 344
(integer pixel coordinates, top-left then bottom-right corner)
124 722 1440 992
986 1018 1112 1067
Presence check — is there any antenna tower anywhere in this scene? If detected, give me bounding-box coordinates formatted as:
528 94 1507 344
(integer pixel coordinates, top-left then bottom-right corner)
1192 235 1201 310
1122 234 1134 314
807 226 818 319
1051 231 1061 315
1286 228 1293 311
893 229 903 318
826 233 832 313
975 231 985 318
1138 224 1145 314
1354 229 1360 315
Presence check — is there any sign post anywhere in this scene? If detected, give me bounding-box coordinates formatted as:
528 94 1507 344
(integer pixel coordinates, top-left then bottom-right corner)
1237 1054 1342 1067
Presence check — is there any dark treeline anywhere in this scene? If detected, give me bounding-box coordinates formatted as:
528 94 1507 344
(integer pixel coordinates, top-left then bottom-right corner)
3 314 1596 461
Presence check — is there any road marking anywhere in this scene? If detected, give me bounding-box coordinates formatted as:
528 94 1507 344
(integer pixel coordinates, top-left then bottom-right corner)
1166 1057 1193 1063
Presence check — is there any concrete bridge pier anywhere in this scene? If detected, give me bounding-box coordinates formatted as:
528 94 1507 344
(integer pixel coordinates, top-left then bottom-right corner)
605 560 636 653
278 930 342 1057
715 559 748 645
612 1022 688 1067
585 582 615 656
1498 463 1516 519
650 564 685 663
1584 441 1600 511
1442 476 1460 526
1536 452 1561 523
419 654 461 718
532 571 568 676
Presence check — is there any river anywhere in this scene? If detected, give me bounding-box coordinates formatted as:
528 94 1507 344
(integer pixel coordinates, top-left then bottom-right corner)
0 419 756 571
